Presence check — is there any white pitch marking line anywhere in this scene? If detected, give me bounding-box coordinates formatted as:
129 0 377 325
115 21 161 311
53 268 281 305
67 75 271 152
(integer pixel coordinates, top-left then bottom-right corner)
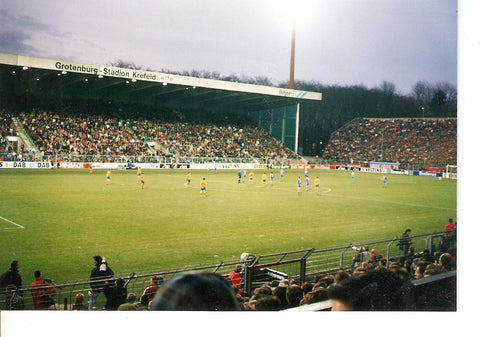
0 216 25 229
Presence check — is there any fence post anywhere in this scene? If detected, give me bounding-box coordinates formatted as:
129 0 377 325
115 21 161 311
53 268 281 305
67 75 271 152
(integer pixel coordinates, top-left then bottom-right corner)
299 249 315 284
340 245 350 269
386 240 396 261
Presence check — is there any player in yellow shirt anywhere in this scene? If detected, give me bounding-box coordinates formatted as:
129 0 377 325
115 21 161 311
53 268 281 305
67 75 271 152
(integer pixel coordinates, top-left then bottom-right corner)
137 167 142 181
105 170 111 185
200 177 207 197
314 177 320 193
261 172 267 187
140 173 145 189
248 171 255 185
185 172 192 187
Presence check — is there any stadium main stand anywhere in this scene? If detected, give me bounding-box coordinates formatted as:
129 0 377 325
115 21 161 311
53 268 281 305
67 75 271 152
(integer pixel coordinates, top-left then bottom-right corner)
1 109 300 164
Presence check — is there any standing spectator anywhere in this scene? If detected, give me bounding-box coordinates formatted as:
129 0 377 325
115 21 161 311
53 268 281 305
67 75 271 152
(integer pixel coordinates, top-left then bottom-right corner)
0 260 22 291
444 218 455 238
4 284 24 310
88 256 114 310
397 229 412 257
29 270 56 309
369 249 385 266
227 265 243 295
442 218 456 251
1 260 23 310
351 245 371 268
103 278 127 310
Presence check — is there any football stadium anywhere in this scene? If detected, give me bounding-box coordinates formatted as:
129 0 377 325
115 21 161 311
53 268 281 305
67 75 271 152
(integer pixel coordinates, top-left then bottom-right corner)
0 53 456 313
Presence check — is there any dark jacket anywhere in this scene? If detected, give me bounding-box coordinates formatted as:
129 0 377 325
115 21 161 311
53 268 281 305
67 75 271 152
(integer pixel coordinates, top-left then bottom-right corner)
89 263 114 292
0 268 22 290
103 280 127 310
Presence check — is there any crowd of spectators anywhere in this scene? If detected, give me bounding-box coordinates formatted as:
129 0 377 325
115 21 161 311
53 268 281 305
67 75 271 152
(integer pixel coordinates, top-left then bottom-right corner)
5 109 298 162
322 118 457 168
17 110 151 159
130 118 297 159
2 111 457 167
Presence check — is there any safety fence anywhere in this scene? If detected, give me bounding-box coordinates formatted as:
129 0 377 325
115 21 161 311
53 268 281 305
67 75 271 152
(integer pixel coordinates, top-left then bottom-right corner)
0 153 455 174
1 230 453 310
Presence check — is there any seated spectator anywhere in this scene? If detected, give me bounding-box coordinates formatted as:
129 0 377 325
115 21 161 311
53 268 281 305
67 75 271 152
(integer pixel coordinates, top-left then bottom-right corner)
424 263 445 277
118 293 139 311
439 252 454 271
334 270 351 283
327 267 414 311
250 284 273 300
151 272 239 311
413 261 429 280
72 293 87 310
285 284 303 309
300 287 329 305
314 275 335 289
301 282 314 296
386 262 411 282
252 295 283 311
142 275 163 302
271 284 288 308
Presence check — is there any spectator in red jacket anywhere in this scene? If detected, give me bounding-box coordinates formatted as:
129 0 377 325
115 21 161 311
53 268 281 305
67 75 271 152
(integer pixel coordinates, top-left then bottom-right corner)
29 270 56 309
228 264 243 295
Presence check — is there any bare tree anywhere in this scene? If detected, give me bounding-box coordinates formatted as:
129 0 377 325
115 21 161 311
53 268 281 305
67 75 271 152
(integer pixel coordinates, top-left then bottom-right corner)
109 60 143 70
378 81 396 96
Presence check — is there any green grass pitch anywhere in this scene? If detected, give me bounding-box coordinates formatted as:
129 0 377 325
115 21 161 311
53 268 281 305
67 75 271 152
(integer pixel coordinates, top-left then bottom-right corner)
0 168 456 284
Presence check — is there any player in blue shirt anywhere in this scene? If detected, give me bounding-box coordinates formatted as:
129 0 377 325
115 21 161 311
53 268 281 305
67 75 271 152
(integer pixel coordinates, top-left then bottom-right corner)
297 177 302 195
382 175 387 188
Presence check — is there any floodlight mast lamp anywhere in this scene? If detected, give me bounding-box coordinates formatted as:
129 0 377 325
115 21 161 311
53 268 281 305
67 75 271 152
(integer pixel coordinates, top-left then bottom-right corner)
289 23 300 153
289 23 296 89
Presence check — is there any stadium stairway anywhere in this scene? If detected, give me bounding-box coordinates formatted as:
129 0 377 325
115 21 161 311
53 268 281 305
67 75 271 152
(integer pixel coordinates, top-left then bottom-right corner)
11 117 41 157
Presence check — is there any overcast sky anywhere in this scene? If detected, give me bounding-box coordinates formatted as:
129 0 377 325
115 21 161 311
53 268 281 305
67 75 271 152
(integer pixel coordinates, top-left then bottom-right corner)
0 0 458 95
